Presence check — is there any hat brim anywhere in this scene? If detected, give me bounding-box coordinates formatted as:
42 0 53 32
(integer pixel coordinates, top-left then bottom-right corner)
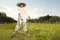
17 2 26 7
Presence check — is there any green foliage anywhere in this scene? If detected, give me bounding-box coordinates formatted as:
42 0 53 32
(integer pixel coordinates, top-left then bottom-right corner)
0 12 7 17
28 15 60 23
0 12 17 23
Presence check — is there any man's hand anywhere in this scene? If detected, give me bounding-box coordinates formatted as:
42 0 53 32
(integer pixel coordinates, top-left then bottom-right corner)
28 16 31 19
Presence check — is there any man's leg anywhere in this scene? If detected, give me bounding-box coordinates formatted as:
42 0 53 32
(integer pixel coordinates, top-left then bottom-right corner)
23 19 27 32
11 19 21 36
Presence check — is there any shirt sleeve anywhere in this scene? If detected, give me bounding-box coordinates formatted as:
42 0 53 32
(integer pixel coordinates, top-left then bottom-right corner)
23 9 30 17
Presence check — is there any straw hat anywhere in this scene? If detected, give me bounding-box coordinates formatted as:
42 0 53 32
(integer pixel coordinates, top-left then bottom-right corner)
17 2 26 7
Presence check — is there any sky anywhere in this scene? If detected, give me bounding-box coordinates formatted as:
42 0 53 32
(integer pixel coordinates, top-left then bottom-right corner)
0 0 60 20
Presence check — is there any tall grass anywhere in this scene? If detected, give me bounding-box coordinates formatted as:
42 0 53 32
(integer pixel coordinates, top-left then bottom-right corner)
0 23 60 40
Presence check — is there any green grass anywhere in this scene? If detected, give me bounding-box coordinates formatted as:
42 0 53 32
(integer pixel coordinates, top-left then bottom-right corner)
0 23 60 40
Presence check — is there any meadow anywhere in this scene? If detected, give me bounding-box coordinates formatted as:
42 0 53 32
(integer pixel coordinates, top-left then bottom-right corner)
0 23 60 40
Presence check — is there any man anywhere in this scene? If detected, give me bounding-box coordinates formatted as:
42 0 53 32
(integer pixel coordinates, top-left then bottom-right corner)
11 2 30 36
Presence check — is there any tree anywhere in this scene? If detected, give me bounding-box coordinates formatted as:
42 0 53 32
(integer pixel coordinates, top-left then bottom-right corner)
0 12 17 23
28 14 60 23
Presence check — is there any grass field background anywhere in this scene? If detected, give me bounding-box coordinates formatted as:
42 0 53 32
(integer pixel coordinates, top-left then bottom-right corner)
0 23 60 40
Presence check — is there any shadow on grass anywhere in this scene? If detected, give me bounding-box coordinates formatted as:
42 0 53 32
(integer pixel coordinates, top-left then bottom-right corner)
10 28 53 40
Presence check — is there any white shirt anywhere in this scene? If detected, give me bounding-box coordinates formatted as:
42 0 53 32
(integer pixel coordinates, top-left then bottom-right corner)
18 8 29 19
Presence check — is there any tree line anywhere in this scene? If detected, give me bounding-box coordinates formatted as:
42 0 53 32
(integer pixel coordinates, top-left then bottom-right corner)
28 15 60 23
0 12 17 23
0 12 60 23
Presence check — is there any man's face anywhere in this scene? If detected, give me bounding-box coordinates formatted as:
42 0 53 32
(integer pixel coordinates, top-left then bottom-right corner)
20 5 24 8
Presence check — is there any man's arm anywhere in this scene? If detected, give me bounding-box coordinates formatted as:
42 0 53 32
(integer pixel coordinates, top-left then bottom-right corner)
26 13 31 19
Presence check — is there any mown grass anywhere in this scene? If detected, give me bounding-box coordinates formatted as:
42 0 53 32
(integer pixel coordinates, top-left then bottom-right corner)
0 23 60 40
